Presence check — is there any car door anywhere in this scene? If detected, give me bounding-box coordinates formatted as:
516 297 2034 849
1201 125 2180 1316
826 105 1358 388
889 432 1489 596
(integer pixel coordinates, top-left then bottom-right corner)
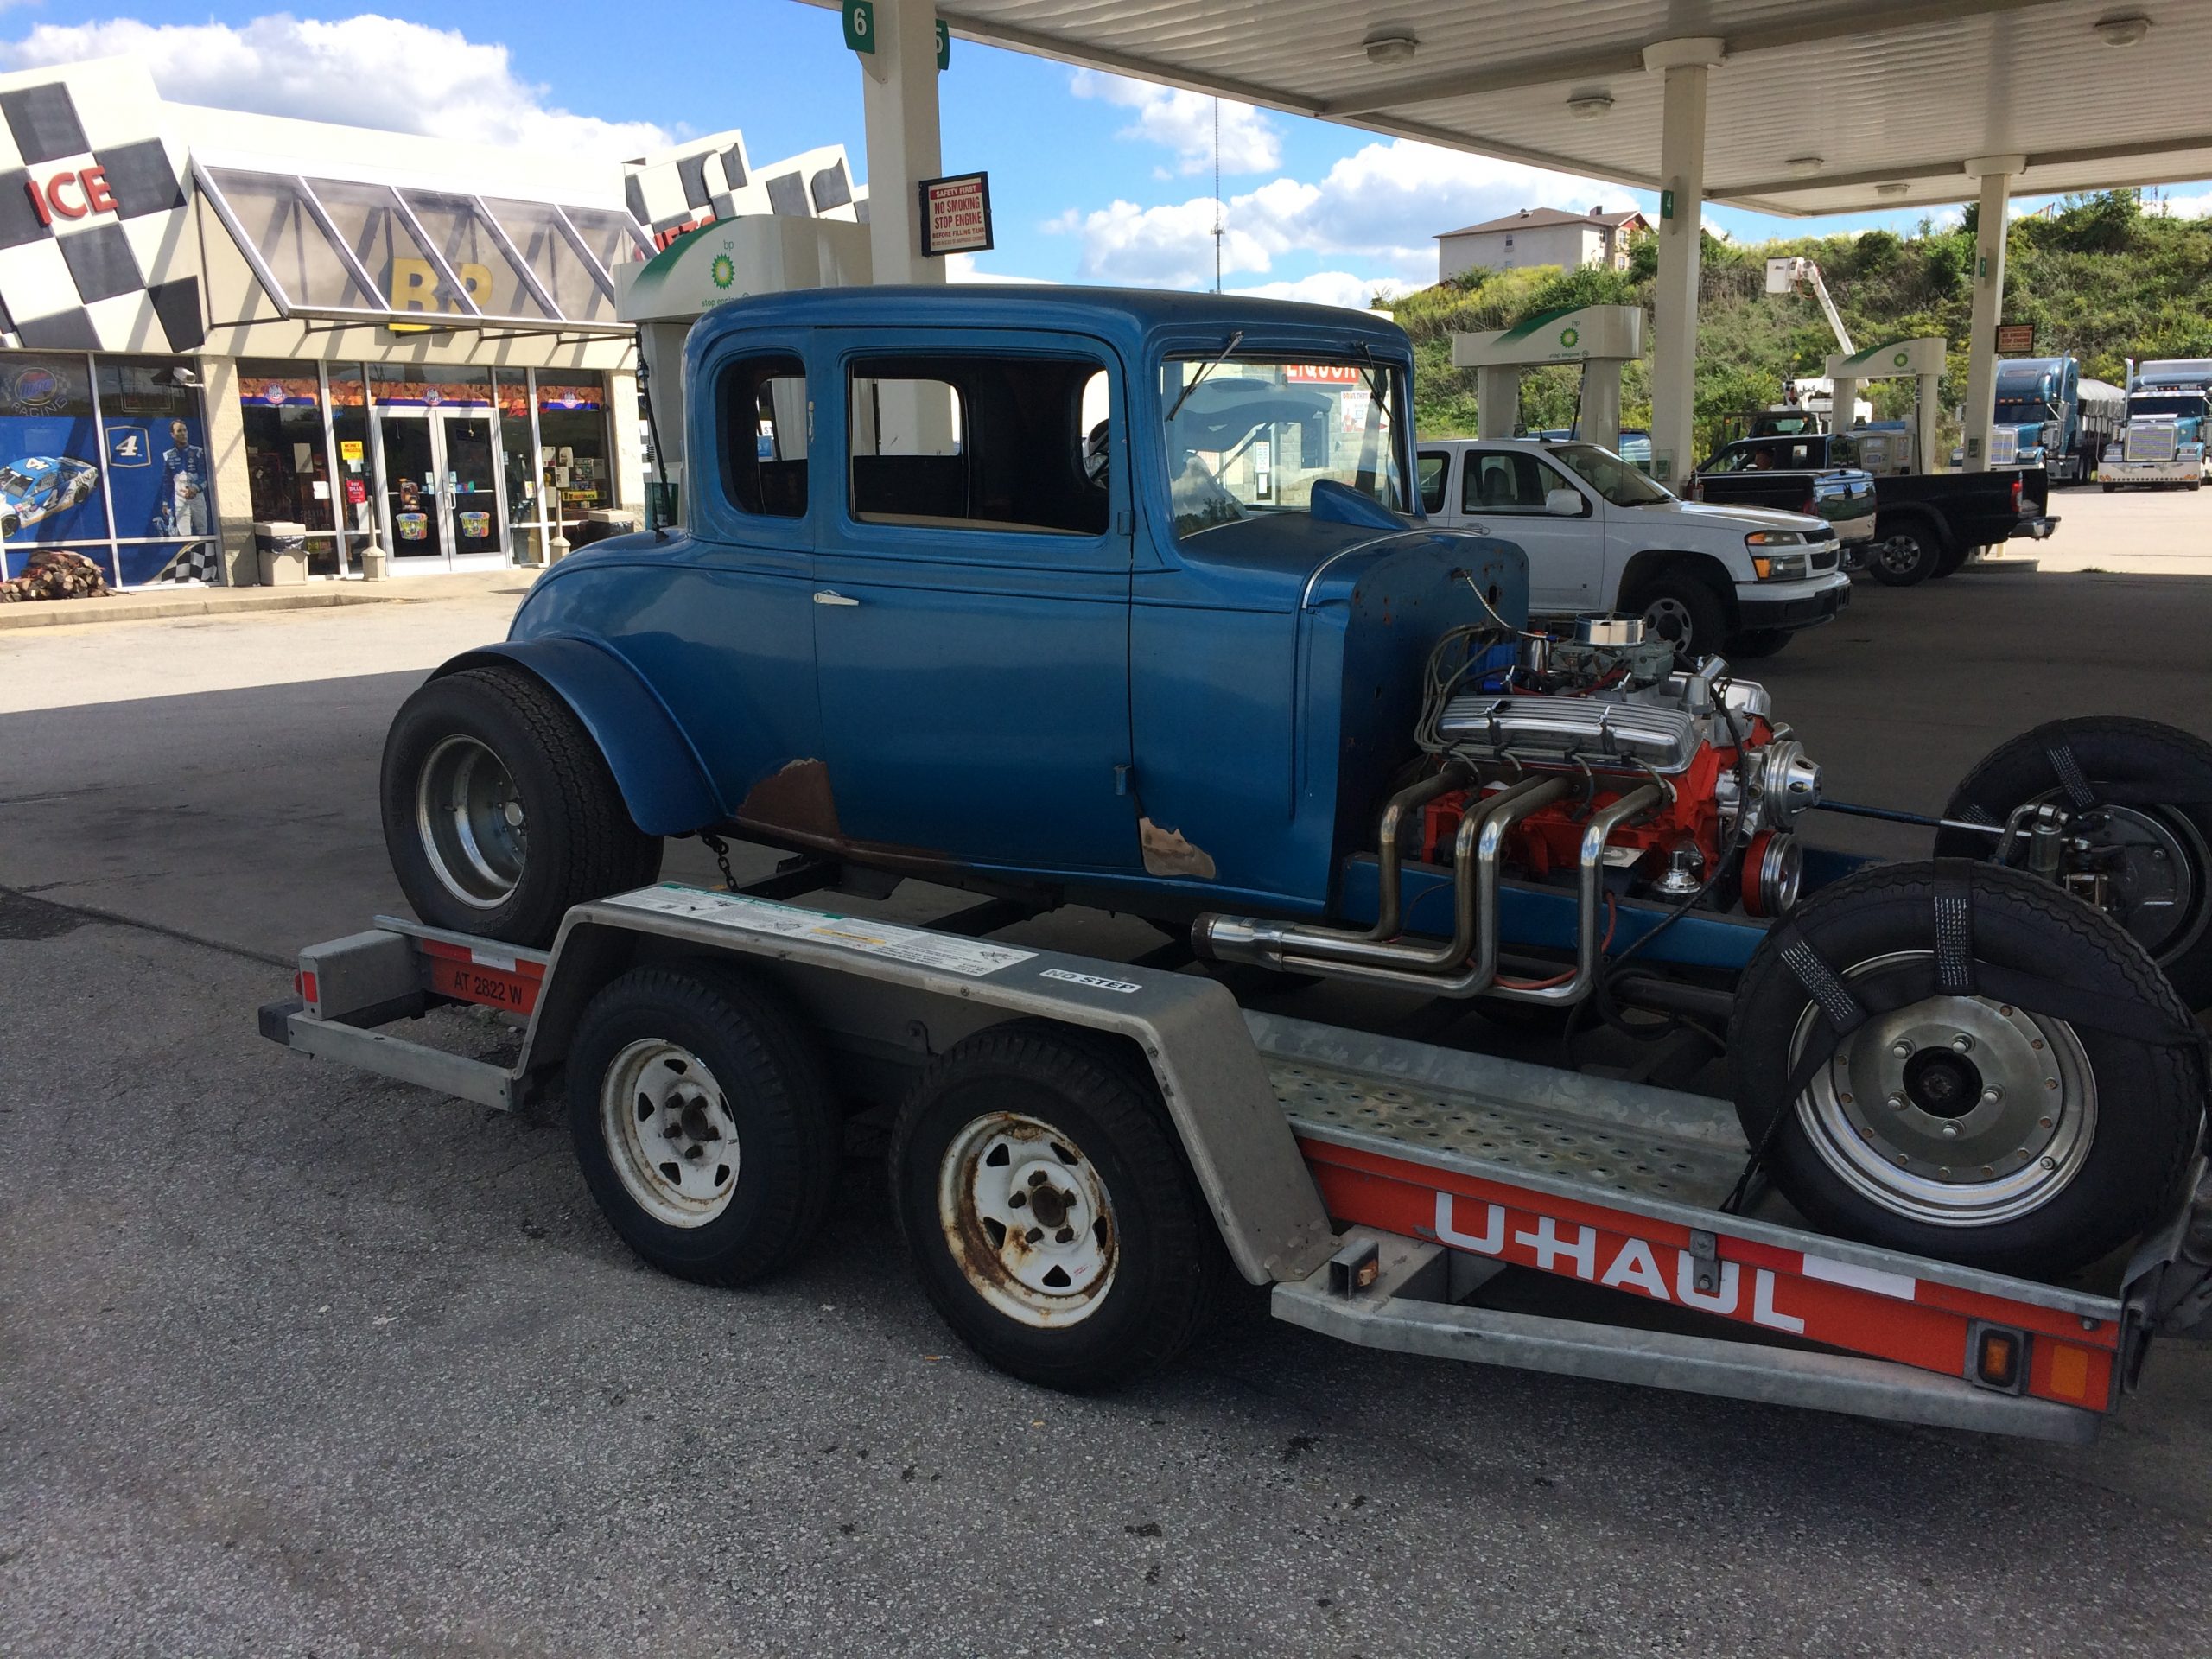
1457 446 1601 613
810 328 1140 871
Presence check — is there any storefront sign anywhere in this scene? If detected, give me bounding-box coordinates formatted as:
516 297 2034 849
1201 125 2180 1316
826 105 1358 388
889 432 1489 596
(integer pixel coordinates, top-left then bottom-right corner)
24 165 118 226
1995 321 2037 353
340 439 365 464
344 477 367 505
918 172 992 257
1285 365 1363 385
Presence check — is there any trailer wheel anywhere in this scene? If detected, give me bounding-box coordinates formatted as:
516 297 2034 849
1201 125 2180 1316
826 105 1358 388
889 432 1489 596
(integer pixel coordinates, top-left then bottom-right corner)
567 963 838 1285
1866 523 1942 586
383 665 662 947
890 1022 1225 1390
1730 861 2203 1279
1935 716 2212 1008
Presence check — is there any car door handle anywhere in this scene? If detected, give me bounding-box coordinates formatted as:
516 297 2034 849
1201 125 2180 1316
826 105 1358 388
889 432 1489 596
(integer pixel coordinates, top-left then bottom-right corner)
812 590 860 607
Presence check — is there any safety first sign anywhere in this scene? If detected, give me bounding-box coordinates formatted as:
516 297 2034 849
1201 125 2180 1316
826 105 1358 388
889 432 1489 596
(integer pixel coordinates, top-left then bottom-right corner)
919 171 992 257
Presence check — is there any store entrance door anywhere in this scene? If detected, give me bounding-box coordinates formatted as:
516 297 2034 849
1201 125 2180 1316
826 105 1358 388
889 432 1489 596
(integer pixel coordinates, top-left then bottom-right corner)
381 410 505 569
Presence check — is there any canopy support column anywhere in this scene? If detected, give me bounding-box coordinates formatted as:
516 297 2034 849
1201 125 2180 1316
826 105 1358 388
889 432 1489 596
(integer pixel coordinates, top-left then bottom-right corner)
1960 155 2024 472
859 0 945 287
1644 38 1725 486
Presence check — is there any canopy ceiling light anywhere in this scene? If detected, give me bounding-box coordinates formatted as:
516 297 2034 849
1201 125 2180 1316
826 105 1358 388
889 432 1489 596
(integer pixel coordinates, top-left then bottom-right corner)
2093 12 2152 47
1566 91 1615 120
1875 181 1910 199
1784 156 1825 176
1363 28 1420 64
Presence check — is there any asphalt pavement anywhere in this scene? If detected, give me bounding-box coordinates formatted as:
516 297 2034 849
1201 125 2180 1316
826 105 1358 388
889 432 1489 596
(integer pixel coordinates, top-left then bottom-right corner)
5 553 2212 1657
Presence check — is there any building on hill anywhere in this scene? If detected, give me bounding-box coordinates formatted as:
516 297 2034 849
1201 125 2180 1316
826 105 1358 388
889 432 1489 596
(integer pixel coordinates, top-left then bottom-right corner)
1435 206 1649 282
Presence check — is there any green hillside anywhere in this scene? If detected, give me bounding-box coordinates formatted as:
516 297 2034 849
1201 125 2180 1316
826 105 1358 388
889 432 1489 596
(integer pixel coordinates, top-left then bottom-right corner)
1389 189 2212 461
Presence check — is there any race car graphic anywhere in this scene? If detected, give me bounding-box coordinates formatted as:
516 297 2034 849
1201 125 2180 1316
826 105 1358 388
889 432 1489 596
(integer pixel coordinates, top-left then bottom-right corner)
0 455 99 537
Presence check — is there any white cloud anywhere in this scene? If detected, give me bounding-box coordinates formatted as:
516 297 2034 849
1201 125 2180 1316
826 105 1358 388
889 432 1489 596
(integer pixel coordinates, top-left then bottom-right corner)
0 16 670 158
1050 138 1621 289
1071 70 1279 177
1230 271 1400 310
2157 190 2212 219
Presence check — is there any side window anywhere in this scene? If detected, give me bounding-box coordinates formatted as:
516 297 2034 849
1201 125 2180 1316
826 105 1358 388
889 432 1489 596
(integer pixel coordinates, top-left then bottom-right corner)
1463 450 1547 512
721 353 807 518
1704 447 1745 474
849 353 1109 536
1417 451 1449 514
1530 458 1582 509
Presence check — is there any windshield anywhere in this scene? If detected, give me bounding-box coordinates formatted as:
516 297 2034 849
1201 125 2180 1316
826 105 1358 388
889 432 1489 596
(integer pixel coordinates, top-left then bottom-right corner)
1996 398 2056 423
2130 394 2209 418
1160 354 1407 537
1550 442 1675 505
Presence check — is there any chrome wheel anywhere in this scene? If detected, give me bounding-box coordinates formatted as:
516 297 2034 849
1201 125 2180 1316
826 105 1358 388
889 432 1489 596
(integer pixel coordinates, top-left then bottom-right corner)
415 734 525 908
599 1039 741 1227
1789 950 2096 1227
937 1112 1117 1328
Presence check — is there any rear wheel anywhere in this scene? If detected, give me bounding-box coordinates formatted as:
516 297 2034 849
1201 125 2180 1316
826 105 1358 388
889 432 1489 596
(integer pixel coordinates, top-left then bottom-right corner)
890 1022 1225 1390
1630 568 1731 664
1935 716 2212 1008
382 665 662 947
1730 861 2202 1279
1866 523 1943 586
567 963 839 1285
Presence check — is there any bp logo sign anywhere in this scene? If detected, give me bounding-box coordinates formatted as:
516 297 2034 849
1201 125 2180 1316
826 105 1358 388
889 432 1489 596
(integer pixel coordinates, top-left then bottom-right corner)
1892 350 1910 368
710 253 736 290
1560 326 1580 349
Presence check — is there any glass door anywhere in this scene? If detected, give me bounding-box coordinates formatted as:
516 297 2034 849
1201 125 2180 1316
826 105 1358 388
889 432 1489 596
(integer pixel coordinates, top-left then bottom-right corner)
381 411 442 562
440 412 502 561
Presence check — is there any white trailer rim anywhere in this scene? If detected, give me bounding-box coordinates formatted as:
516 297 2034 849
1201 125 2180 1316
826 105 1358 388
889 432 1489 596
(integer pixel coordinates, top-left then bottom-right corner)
937 1111 1117 1327
600 1039 741 1227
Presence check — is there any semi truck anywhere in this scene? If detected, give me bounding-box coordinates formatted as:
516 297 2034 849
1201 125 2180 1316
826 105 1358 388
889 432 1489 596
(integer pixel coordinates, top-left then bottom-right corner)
1992 357 2092 481
2102 359 2212 490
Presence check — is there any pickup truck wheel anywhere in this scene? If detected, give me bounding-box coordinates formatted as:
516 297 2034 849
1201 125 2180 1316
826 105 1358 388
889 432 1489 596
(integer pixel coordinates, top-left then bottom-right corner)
1866 524 1942 586
1730 861 2202 1279
383 665 662 948
568 964 838 1285
1723 628 1793 659
891 1022 1225 1390
1935 716 2212 1008
1630 570 1729 664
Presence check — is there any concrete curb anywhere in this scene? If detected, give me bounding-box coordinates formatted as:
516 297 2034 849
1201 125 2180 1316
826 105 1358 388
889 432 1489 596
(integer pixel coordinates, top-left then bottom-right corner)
0 569 538 631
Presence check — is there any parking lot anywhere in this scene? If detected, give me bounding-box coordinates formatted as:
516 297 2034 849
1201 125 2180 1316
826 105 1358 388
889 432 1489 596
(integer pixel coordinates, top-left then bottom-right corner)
6 524 2212 1656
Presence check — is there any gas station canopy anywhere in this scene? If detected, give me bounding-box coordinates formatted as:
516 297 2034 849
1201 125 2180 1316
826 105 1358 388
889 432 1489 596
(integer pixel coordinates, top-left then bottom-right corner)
873 0 2212 215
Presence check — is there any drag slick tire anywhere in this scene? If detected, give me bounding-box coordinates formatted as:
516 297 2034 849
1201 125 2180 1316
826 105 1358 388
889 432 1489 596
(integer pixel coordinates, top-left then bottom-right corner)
1866 523 1943 586
890 1022 1226 1391
382 664 662 948
1730 861 2203 1280
567 963 839 1285
1934 716 2212 1010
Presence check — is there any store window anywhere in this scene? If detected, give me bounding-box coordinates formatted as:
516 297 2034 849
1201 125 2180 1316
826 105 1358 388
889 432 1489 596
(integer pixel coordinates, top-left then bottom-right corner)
238 358 339 574
0 354 109 587
537 377 612 530
330 366 374 564
495 372 542 563
99 356 216 586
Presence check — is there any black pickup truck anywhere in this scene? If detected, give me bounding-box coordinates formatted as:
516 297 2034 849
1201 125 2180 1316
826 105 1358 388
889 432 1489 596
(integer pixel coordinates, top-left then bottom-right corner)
1693 433 2059 585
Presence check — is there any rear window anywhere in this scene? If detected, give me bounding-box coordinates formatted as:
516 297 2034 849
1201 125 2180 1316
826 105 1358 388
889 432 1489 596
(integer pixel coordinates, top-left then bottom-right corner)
720 353 807 518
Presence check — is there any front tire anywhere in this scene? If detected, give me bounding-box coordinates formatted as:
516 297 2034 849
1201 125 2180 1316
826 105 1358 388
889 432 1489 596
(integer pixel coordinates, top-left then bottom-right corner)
382 665 662 947
1730 861 2203 1279
567 963 839 1285
890 1023 1225 1390
1631 568 1731 664
1866 523 1943 586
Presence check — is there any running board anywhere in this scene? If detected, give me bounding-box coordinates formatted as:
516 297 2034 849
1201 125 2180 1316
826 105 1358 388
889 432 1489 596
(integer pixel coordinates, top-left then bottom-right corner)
1274 1230 2101 1444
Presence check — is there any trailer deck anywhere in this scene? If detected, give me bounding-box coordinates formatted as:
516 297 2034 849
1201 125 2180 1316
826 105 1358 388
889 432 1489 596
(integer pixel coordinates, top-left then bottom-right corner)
261 883 2212 1446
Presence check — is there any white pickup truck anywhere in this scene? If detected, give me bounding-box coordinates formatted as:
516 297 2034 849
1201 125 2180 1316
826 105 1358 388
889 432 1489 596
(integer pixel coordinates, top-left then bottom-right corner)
1416 437 1852 660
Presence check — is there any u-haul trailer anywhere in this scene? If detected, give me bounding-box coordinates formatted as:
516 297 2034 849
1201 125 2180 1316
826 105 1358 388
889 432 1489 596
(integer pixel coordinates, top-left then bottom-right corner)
261 880 2212 1445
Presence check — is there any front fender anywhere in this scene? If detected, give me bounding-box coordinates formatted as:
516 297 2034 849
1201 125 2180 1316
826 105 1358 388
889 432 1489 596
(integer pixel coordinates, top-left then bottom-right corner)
436 638 722 836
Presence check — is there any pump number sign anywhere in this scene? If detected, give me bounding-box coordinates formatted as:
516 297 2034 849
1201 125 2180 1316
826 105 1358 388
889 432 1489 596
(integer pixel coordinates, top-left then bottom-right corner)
919 172 993 256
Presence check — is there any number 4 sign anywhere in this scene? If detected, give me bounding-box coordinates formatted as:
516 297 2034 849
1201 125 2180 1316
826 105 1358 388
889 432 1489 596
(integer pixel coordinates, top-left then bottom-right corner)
107 425 150 466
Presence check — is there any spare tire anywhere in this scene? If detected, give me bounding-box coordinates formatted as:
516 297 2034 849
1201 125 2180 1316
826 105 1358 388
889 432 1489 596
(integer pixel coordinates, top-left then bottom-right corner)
1730 860 2204 1280
1935 716 2212 1009
382 664 663 947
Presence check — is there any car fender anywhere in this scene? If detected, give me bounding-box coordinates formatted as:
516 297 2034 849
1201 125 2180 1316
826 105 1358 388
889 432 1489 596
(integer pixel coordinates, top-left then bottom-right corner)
433 638 722 836
1873 501 1950 550
1618 546 1739 611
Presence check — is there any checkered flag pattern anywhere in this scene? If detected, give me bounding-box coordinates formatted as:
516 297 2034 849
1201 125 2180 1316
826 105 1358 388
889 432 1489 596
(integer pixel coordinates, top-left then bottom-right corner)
149 541 221 584
0 60 201 354
625 130 866 242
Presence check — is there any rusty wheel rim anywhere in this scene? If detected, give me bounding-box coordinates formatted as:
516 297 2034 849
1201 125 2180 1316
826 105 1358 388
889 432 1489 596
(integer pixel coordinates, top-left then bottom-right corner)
936 1111 1117 1328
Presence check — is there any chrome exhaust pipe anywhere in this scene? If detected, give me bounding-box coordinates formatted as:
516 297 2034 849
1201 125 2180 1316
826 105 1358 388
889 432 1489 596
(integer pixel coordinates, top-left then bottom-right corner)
1364 760 1471 942
1194 776 1561 975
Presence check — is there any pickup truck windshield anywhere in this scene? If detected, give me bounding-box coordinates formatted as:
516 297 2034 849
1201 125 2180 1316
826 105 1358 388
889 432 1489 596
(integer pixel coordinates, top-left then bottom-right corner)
1550 443 1675 505
1161 355 1407 537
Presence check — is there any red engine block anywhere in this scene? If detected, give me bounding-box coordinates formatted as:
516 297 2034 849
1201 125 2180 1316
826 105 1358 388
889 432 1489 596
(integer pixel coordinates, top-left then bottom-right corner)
1418 715 1773 888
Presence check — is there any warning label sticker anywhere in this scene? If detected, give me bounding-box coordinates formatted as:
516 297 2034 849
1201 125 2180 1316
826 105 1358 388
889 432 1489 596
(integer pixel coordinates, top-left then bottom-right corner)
605 886 1036 978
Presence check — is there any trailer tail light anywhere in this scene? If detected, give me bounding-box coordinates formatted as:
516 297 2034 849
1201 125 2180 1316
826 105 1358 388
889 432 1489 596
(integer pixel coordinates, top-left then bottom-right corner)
1970 1321 2028 1393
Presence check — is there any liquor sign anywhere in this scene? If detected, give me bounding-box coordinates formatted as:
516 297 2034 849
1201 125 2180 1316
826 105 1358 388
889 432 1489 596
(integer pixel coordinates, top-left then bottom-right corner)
919 171 992 257
1284 364 1363 385
1995 321 2037 353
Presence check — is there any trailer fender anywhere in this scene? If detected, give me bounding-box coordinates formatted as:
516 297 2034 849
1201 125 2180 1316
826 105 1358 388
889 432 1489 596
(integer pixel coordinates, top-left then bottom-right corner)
435 639 721 836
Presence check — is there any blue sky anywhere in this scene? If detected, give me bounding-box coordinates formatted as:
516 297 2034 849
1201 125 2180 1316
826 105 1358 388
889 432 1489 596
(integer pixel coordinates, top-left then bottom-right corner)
9 3 2209 307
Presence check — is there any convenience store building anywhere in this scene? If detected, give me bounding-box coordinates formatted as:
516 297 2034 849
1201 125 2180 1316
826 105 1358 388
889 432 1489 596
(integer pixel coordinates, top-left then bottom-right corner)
0 54 861 586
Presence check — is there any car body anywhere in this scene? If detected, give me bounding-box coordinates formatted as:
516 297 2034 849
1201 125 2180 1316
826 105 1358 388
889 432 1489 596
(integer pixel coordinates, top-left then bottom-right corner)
0 454 99 536
1415 435 1851 643
1686 433 1878 552
481 286 1522 921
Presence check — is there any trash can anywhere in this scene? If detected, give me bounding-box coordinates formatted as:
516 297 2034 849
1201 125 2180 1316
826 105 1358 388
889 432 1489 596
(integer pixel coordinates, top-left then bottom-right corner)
253 520 308 585
568 508 643 550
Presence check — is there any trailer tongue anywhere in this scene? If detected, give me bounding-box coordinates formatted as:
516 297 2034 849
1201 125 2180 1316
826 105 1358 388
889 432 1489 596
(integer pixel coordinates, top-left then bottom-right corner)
261 884 2212 1445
